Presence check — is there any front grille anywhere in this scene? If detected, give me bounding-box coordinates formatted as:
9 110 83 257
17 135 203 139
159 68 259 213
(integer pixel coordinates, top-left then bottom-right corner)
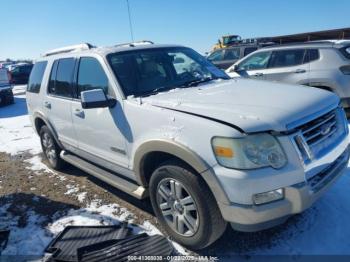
293 107 348 163
307 147 349 193
300 110 337 147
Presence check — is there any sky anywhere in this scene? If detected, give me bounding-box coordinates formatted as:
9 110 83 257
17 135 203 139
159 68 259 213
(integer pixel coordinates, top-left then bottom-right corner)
1 0 350 60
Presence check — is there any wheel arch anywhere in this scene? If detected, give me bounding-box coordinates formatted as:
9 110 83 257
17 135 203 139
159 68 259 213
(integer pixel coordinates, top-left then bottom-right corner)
133 139 230 205
33 112 64 149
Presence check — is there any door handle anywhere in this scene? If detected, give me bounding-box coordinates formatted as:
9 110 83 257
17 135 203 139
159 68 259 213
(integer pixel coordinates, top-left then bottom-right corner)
44 101 51 109
74 108 85 118
294 69 306 74
254 73 263 77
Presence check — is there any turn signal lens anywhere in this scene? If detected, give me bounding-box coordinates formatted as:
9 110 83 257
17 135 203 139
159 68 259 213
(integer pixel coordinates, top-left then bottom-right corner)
214 146 234 158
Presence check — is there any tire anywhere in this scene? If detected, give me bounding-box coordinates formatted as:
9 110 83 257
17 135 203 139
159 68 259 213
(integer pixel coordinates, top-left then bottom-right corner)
39 125 65 170
9 95 14 104
149 159 227 249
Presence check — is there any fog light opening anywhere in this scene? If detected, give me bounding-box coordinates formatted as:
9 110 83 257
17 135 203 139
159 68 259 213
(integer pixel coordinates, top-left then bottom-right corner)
253 188 284 205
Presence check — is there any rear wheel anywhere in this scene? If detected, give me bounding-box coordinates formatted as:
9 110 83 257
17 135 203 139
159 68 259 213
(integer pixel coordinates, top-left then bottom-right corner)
40 125 65 170
149 160 227 249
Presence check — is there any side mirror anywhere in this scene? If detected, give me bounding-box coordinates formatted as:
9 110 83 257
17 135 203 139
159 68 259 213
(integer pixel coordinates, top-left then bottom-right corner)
81 89 116 109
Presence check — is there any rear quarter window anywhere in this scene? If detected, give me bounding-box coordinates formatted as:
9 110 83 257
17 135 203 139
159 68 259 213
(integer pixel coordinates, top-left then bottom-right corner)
303 49 319 63
27 61 48 93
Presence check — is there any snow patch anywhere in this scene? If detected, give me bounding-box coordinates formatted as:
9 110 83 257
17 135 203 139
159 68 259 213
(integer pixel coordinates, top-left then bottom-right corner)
76 192 87 203
64 184 79 195
25 155 54 173
0 94 41 156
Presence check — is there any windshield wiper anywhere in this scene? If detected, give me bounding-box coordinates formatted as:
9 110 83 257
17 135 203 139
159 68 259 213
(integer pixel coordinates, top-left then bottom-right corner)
137 86 172 97
179 77 217 88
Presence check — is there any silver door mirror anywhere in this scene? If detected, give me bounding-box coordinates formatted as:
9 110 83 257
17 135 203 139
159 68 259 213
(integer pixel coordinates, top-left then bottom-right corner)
81 89 116 109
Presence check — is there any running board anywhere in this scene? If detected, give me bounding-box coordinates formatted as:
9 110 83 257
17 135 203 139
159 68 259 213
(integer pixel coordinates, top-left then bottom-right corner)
60 151 147 199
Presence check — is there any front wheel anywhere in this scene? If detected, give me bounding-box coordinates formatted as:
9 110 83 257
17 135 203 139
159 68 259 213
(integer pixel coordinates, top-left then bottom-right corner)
149 160 227 250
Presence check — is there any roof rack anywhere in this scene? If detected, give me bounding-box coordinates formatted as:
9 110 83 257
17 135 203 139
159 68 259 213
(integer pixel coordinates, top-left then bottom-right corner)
114 40 154 48
42 43 95 57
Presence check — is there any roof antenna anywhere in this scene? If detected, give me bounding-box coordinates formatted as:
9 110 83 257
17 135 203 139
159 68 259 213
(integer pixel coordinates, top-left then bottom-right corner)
126 0 134 42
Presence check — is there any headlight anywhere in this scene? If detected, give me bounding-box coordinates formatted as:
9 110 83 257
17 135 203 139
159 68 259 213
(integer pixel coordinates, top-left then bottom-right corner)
212 133 287 169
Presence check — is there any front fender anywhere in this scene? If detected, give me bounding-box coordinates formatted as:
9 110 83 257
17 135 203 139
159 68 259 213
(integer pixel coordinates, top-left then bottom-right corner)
133 139 230 205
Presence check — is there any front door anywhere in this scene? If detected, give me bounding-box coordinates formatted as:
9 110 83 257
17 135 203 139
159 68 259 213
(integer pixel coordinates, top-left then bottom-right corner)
235 51 272 80
71 56 129 170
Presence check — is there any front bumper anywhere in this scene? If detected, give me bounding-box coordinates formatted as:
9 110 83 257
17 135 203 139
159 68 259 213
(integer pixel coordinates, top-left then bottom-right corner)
218 145 349 232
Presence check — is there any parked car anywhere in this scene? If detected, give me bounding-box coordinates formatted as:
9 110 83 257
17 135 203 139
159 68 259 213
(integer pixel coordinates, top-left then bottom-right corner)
226 40 350 111
0 62 15 69
9 63 33 85
27 42 349 249
207 44 259 70
0 68 14 105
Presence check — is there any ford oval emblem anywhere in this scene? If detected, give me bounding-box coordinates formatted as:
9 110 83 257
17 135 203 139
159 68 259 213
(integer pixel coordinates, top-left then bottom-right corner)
320 123 332 136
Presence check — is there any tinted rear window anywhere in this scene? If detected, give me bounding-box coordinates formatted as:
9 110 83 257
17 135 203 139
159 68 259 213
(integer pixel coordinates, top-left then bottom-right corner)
27 61 47 93
244 47 258 56
269 49 305 68
48 58 75 98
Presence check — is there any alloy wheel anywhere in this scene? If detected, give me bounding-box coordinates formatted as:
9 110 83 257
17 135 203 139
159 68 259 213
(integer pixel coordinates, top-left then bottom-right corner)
156 178 199 236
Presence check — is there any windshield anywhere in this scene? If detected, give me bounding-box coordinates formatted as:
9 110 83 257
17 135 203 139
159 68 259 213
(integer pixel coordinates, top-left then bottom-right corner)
107 47 229 97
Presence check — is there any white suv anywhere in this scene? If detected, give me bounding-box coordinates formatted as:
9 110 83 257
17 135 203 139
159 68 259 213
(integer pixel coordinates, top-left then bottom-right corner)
226 40 350 111
26 42 349 249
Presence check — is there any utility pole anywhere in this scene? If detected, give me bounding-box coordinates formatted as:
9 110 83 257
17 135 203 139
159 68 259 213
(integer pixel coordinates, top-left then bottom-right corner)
126 0 134 42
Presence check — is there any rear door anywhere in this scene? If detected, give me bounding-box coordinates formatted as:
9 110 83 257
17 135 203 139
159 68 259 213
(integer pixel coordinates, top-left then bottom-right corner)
44 58 77 148
264 49 309 84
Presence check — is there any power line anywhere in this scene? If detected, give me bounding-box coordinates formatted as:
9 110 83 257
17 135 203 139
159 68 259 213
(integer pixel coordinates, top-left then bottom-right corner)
126 0 134 42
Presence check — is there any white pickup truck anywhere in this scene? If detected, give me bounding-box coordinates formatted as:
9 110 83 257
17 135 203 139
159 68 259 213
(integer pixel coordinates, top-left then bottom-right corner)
26 42 349 249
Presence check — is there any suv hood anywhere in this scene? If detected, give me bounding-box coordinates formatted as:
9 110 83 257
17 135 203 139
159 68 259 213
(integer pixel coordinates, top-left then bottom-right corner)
142 79 339 133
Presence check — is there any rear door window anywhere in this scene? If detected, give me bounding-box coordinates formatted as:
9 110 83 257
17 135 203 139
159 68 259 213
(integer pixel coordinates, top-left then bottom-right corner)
268 49 305 68
77 57 109 98
224 48 240 60
48 58 75 98
244 47 258 56
27 61 47 93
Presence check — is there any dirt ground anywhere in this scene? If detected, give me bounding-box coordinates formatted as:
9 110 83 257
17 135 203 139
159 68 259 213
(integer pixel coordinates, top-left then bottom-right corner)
0 150 312 258
0 151 159 226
